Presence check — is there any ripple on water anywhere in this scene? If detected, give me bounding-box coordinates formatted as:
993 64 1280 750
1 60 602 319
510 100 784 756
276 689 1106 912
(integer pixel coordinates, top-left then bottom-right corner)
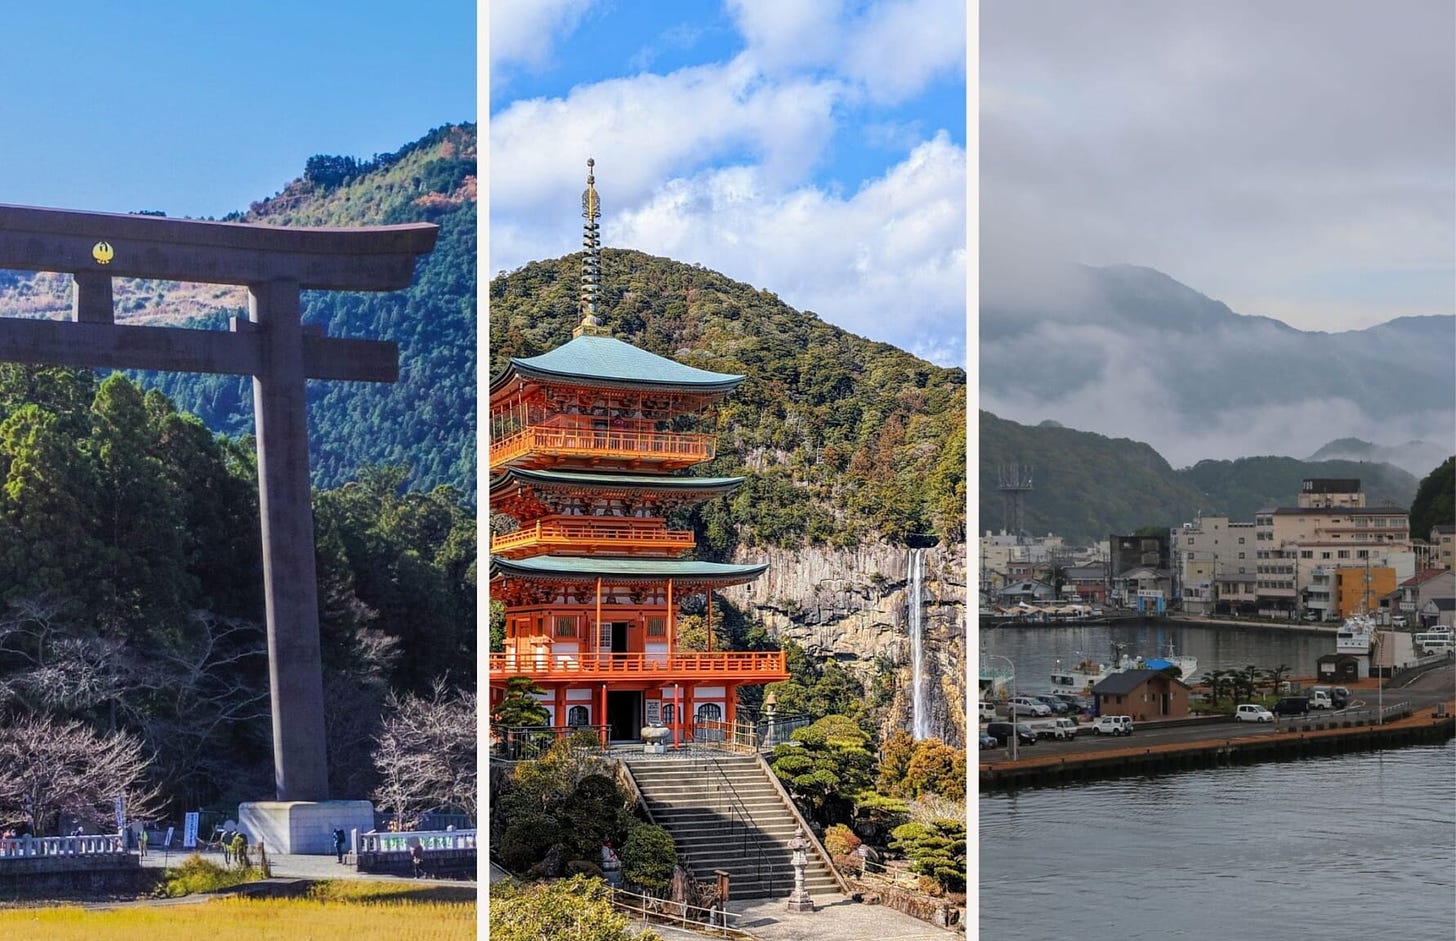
979 741 1456 941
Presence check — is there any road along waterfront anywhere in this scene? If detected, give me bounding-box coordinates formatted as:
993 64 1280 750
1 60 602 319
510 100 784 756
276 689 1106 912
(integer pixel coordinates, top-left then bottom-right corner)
980 662 1455 789
979 737 1456 941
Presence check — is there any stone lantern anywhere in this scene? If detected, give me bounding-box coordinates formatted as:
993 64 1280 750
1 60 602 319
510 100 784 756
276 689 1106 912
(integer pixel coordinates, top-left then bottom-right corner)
785 825 814 913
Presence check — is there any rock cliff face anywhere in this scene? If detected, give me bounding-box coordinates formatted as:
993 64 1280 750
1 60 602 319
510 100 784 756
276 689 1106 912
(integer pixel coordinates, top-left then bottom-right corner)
722 542 967 747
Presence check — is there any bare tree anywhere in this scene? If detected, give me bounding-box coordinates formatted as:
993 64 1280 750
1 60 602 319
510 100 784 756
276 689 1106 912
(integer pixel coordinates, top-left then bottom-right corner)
371 679 476 827
0 598 271 811
0 715 163 835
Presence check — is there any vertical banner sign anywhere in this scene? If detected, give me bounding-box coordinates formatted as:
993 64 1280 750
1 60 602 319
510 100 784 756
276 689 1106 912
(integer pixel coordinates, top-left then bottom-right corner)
114 795 126 832
183 812 200 849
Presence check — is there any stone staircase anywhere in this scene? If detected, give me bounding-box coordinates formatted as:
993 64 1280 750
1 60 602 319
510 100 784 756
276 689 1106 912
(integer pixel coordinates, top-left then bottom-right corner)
621 752 842 900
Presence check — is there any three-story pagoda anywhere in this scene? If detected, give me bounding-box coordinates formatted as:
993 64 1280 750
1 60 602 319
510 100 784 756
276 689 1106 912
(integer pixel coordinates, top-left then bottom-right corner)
488 161 787 745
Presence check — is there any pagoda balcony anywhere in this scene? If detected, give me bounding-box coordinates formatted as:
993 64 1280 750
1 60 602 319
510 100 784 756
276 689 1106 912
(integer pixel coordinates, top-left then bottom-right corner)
491 426 715 470
491 518 696 558
488 650 788 684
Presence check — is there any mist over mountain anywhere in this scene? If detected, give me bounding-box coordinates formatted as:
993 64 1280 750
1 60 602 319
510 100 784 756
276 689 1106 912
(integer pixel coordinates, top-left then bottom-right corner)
980 262 1456 474
981 410 1425 545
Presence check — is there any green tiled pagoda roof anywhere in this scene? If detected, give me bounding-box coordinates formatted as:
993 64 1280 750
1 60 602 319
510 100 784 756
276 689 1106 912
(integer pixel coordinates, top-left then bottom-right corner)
490 335 743 394
491 555 767 586
490 467 745 497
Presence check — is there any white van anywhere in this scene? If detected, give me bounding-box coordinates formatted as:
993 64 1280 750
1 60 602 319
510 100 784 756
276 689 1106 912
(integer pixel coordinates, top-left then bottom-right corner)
979 701 997 721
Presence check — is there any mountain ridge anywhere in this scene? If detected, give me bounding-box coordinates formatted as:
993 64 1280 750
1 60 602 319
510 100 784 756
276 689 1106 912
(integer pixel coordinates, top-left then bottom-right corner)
981 409 1429 544
0 124 478 500
981 262 1455 472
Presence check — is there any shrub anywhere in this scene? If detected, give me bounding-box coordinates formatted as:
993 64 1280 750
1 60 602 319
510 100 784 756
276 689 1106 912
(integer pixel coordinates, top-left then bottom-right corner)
619 824 676 894
565 859 603 878
823 823 861 858
491 874 660 941
159 853 264 897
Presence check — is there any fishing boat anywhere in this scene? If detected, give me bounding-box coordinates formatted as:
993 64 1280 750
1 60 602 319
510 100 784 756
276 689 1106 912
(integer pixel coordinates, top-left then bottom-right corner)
1335 613 1377 655
1050 640 1197 693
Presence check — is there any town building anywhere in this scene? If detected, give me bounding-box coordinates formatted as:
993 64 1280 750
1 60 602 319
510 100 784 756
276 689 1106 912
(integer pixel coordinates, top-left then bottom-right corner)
1432 523 1455 571
1089 669 1191 722
487 162 788 745
1171 515 1257 614
1251 479 1411 620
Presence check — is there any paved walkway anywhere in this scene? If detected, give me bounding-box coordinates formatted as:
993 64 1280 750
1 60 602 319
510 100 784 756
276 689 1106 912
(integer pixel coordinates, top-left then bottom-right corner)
723 893 956 941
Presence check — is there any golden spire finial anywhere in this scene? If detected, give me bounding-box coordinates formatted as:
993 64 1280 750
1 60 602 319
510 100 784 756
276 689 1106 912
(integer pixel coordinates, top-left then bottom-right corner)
574 158 609 338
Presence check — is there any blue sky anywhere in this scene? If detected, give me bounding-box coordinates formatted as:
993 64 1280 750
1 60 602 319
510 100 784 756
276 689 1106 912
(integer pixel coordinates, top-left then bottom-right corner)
488 0 969 368
1 1 476 220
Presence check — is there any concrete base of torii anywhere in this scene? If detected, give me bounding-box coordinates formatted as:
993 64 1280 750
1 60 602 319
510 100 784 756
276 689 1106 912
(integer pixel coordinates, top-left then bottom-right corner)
238 800 374 855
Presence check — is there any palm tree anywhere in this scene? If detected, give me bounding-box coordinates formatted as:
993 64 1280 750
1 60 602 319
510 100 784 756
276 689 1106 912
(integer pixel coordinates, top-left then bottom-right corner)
1262 664 1292 697
1206 669 1232 706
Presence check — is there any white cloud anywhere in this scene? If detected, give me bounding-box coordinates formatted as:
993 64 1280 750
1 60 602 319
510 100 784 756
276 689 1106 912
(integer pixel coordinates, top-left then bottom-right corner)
489 0 597 76
612 133 967 366
725 0 846 73
843 0 966 103
490 58 840 214
727 0 964 103
489 2 967 366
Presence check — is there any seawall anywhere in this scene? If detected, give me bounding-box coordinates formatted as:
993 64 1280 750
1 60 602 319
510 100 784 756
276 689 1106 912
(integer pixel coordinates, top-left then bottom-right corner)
981 706 1456 791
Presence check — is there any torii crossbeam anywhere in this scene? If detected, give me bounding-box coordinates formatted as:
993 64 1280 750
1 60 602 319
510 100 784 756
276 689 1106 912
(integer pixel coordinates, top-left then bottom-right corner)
0 204 438 802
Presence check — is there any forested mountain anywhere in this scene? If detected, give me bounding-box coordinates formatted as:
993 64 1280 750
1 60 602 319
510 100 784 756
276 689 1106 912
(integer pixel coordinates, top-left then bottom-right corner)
0 365 475 819
0 124 477 501
981 410 1423 544
490 250 967 549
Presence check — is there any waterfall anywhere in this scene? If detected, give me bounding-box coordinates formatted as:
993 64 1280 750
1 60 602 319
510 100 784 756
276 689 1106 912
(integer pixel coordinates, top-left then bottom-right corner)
909 547 928 739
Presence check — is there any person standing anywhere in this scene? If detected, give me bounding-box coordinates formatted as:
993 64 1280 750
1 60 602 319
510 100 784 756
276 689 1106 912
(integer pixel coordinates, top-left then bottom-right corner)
138 826 149 859
410 842 424 879
333 827 347 864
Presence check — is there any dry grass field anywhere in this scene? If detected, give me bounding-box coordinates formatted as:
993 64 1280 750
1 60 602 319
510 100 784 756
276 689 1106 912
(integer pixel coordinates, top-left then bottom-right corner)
0 881 476 940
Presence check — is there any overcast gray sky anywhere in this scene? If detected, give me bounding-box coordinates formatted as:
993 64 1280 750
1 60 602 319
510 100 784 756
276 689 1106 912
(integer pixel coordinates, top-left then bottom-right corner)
980 0 1455 332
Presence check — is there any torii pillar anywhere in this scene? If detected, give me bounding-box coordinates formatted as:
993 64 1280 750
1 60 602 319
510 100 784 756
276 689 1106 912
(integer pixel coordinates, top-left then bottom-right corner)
0 205 436 833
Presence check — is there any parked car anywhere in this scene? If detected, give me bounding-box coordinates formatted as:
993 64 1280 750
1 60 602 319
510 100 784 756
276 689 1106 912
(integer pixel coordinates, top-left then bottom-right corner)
979 732 999 750
1311 686 1348 708
1235 704 1275 723
1004 696 1052 717
1392 615 1408 628
1051 692 1091 714
1091 715 1133 736
1272 696 1309 717
985 721 1037 747
979 701 998 721
1030 694 1070 714
1030 717 1080 741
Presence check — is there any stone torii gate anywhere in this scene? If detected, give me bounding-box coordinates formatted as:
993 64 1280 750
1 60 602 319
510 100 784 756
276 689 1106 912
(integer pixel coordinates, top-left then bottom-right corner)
0 204 437 810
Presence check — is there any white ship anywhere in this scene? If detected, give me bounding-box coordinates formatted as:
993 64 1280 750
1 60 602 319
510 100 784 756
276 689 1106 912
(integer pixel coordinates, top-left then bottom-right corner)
1335 613 1377 656
1050 641 1197 693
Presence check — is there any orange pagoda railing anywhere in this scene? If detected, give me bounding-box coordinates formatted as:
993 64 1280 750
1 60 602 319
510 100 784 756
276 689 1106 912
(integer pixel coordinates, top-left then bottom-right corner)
488 650 787 683
491 519 695 557
491 427 715 468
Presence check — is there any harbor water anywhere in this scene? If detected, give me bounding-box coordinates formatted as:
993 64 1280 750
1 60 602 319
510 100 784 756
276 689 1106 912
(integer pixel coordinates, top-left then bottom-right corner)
980 620 1337 691
978 739 1456 940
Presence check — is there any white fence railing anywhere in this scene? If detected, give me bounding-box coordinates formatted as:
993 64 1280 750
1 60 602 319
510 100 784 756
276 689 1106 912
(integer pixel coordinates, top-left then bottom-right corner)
0 832 127 859
356 829 477 854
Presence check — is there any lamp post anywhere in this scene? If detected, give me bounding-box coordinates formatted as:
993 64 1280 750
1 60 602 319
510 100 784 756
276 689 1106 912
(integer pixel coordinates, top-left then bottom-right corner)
1375 632 1383 725
983 653 1018 760
763 690 777 749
